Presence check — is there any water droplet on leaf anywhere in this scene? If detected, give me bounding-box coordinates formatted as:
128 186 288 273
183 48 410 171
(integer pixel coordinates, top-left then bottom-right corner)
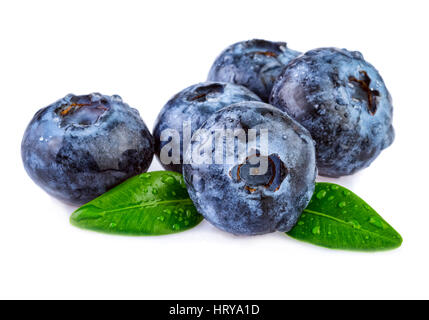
312 226 321 235
111 94 123 102
316 190 327 199
348 219 361 229
162 176 175 185
338 201 347 208
369 217 384 229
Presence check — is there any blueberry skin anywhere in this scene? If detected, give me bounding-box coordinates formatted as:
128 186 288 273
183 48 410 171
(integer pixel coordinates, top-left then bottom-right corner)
270 48 395 177
22 93 154 205
153 82 261 173
183 101 317 235
207 39 300 101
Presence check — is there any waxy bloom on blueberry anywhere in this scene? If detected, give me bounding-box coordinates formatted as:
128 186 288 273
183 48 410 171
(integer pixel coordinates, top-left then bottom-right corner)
21 93 154 205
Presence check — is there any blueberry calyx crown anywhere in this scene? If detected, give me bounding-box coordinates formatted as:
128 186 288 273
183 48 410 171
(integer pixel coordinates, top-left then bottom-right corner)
187 83 225 102
229 153 288 193
252 51 278 58
55 94 111 127
348 70 380 115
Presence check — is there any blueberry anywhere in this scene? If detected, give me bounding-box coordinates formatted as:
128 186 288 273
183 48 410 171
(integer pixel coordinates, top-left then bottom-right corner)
270 48 395 177
207 39 300 101
153 82 261 173
21 93 154 205
183 101 316 235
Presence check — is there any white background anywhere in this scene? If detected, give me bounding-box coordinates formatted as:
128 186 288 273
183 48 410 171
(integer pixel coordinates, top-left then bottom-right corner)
1 0 428 299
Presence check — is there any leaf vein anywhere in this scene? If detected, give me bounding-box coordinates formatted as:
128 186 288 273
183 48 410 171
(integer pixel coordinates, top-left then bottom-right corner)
85 199 194 215
302 208 398 243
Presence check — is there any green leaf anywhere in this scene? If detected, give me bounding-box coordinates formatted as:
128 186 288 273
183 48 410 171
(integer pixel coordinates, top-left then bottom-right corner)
70 171 203 236
287 183 402 251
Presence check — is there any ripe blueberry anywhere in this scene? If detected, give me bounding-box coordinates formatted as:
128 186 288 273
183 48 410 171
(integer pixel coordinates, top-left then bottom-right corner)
270 48 395 177
183 101 316 235
208 39 300 101
21 93 154 205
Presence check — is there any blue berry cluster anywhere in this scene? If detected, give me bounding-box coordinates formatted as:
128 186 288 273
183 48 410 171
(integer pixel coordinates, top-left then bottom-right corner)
22 39 394 235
